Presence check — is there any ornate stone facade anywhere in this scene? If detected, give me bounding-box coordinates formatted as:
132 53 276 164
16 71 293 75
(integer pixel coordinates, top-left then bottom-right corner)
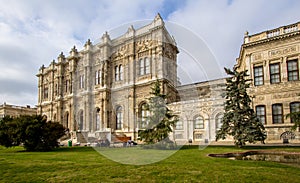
236 22 300 143
37 14 300 144
169 79 226 144
37 14 178 142
0 102 37 119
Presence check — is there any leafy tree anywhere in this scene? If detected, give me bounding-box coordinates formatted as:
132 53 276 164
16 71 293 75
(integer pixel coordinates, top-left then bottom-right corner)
216 68 266 147
138 80 178 145
0 116 19 148
286 112 300 131
0 115 65 151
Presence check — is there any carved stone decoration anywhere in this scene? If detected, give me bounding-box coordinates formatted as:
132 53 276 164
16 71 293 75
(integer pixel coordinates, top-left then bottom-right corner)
136 40 153 53
280 131 296 140
269 46 297 57
252 53 262 61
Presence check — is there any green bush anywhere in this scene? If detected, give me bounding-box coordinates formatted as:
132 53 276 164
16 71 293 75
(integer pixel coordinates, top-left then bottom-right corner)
0 115 65 151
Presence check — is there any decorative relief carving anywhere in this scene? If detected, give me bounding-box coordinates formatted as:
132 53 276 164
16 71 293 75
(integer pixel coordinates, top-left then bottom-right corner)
272 92 300 99
112 44 129 60
269 46 297 57
257 96 265 100
252 53 262 60
136 40 154 53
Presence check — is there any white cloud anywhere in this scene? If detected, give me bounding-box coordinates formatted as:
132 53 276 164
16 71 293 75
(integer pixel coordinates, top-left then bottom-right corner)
0 0 300 106
167 0 300 76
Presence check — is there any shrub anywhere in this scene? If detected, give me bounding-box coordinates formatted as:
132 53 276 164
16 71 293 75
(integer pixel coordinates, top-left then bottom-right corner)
0 115 65 151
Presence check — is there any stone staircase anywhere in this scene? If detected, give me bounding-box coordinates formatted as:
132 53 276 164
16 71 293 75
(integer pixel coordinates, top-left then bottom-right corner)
76 132 87 143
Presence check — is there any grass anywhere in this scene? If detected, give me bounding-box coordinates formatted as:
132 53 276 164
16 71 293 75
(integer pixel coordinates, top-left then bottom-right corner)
0 145 299 182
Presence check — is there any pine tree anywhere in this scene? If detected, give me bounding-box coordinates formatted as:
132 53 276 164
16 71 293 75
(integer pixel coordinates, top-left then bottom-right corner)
286 112 300 131
138 80 178 146
216 68 266 147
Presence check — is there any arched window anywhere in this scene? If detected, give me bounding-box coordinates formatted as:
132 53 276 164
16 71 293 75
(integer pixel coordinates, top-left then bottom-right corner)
194 116 204 129
95 107 100 131
215 114 223 130
139 59 144 75
95 70 102 85
64 112 69 129
115 66 119 81
139 57 151 75
119 65 123 80
290 102 300 123
116 106 123 130
145 58 150 74
140 103 150 128
79 110 84 131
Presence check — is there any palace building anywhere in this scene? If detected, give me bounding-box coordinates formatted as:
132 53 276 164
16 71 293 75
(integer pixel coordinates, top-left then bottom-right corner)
37 14 179 143
0 102 37 119
235 22 300 143
37 14 300 144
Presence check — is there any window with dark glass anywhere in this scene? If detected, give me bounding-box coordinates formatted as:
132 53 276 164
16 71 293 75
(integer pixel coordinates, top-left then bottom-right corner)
290 102 300 123
256 105 266 125
65 80 69 93
269 63 280 84
272 104 283 124
254 66 264 86
43 86 48 99
287 59 299 81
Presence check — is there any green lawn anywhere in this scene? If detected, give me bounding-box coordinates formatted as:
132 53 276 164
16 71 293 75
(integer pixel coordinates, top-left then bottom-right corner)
0 145 299 182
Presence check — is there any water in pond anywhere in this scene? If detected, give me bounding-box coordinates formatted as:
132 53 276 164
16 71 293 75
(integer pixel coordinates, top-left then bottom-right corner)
209 151 300 166
235 154 300 164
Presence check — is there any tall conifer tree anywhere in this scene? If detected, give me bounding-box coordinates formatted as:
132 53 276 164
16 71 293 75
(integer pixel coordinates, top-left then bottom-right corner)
138 80 178 144
216 68 266 147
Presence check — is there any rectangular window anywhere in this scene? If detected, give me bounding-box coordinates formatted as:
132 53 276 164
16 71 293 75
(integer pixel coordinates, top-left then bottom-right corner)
290 102 300 123
115 66 119 81
272 104 283 124
269 63 280 84
119 65 123 81
194 117 204 129
65 80 69 93
175 121 183 130
254 66 264 86
287 59 299 81
95 70 101 85
256 105 266 125
43 86 48 99
139 59 144 75
145 58 150 74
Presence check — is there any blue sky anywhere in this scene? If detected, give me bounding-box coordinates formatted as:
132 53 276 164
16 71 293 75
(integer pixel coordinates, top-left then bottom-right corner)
1 0 300 106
